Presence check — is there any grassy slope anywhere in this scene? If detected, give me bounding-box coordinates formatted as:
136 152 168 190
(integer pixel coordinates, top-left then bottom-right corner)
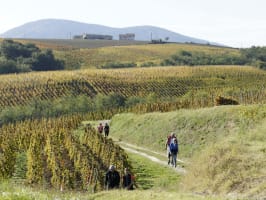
2 39 239 69
2 105 264 200
110 105 266 199
0 185 224 200
55 43 240 68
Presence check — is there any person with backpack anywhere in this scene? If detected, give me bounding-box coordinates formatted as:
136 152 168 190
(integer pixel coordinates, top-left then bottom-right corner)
170 138 179 167
122 168 135 190
165 132 176 165
105 165 120 190
104 123 110 137
97 123 103 135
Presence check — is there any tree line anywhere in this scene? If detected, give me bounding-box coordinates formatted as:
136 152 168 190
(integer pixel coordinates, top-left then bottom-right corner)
0 39 64 74
161 47 266 69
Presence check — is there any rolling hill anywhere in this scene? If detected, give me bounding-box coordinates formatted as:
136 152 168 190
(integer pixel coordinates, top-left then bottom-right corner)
0 18 213 45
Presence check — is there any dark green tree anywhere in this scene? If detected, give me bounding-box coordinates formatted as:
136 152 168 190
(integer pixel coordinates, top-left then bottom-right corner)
0 40 39 60
0 40 64 73
31 49 64 71
0 59 19 74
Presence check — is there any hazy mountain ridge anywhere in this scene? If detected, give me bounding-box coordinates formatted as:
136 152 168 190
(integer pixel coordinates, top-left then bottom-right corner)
0 19 212 44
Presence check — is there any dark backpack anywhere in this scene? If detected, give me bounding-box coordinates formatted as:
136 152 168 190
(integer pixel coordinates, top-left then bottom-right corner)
104 125 109 132
170 143 178 154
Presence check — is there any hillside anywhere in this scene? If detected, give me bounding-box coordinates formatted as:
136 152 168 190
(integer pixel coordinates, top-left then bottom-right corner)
53 43 239 69
9 41 237 69
0 19 213 45
109 105 266 199
1 24 266 200
1 65 266 125
1 105 265 200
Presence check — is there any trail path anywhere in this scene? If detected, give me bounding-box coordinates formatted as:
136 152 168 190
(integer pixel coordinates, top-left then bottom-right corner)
115 140 186 174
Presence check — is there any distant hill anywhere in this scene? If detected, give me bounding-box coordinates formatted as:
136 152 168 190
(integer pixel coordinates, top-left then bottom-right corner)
0 19 214 45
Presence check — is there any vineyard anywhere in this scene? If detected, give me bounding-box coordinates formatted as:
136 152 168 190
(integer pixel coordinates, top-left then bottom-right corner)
1 66 266 110
1 64 266 192
0 114 130 191
1 38 266 198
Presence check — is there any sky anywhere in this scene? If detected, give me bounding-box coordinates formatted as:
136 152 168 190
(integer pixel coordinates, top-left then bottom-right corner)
1 0 266 48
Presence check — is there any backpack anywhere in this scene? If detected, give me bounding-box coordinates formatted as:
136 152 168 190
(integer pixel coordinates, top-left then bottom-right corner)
104 125 109 132
167 135 172 145
170 143 178 154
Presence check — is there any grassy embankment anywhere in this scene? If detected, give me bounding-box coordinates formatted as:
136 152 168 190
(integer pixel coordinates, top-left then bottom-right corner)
0 180 225 200
109 104 266 199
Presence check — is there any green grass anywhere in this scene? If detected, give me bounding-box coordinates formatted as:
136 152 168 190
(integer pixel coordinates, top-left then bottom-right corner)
110 104 266 199
126 152 181 191
110 106 238 158
181 119 266 199
88 190 227 200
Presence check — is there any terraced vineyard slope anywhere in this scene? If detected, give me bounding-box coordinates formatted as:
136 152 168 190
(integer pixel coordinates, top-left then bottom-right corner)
1 66 266 109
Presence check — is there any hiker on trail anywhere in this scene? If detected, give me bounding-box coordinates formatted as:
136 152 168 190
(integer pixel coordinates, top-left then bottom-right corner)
105 165 120 190
104 123 110 137
170 138 179 167
97 123 103 135
165 132 176 165
122 168 135 190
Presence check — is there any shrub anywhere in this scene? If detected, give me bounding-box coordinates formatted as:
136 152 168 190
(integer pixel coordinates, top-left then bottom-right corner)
0 59 20 74
215 96 239 106
100 62 136 69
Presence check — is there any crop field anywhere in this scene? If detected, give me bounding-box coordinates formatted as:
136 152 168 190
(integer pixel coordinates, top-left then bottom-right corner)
55 43 240 68
14 38 148 50
0 65 266 109
5 39 240 69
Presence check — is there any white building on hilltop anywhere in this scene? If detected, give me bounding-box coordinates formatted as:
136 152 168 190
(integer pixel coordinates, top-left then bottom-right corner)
119 33 135 41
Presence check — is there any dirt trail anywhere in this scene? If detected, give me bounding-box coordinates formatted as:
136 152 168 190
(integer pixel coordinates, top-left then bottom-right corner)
116 140 186 174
